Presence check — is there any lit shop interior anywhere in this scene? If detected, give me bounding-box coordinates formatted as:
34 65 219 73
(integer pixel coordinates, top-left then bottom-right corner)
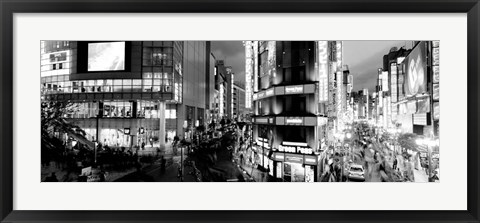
251 124 319 182
64 100 178 148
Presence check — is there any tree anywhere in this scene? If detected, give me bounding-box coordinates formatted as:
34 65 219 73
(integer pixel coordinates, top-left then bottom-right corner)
397 133 419 152
41 100 85 140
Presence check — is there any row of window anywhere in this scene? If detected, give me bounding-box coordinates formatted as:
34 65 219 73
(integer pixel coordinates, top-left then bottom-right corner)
42 78 174 94
66 101 177 119
142 47 174 67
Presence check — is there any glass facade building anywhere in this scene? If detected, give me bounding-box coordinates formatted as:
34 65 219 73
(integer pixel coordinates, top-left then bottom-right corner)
41 41 209 149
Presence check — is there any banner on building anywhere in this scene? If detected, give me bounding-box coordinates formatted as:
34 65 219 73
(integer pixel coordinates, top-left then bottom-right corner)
404 42 427 96
433 65 440 84
433 47 440 66
417 97 430 113
433 84 440 101
407 100 417 114
433 102 440 120
318 41 328 102
413 113 428 126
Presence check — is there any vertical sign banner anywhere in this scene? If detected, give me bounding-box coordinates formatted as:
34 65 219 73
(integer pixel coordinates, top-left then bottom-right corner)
404 42 427 96
336 41 342 70
245 41 253 109
382 71 389 92
336 71 343 127
317 41 328 102
433 65 440 83
253 41 259 92
390 63 398 103
433 102 440 120
328 61 337 118
433 47 440 66
433 84 440 101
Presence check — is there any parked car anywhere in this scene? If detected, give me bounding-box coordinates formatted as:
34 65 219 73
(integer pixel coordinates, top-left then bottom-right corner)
348 164 365 181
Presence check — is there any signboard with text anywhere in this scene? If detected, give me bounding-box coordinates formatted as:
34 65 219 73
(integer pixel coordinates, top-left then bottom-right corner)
413 113 428 126
285 85 303 94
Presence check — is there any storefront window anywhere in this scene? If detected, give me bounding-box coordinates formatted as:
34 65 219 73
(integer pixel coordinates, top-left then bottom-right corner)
284 162 306 182
284 163 292 182
100 128 131 147
305 165 314 182
166 109 176 119
291 163 305 182
103 101 133 118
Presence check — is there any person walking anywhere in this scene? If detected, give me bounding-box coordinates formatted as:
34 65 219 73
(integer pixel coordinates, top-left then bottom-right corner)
393 158 398 170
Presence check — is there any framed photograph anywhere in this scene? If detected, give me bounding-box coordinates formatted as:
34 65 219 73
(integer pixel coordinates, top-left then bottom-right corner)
1 0 479 222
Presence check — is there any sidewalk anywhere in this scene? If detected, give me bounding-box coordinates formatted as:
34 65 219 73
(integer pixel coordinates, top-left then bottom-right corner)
138 141 174 157
392 154 429 182
413 168 429 182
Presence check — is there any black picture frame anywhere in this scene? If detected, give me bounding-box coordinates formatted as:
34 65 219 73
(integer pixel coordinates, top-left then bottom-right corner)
1 0 479 222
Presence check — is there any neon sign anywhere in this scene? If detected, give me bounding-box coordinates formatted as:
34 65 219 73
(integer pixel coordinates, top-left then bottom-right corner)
286 117 303 125
285 85 303 94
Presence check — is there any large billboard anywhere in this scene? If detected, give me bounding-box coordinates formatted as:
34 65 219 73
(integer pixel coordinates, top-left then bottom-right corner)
87 42 126 72
404 42 427 96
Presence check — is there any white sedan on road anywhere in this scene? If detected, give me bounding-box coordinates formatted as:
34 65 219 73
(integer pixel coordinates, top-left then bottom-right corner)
348 164 365 182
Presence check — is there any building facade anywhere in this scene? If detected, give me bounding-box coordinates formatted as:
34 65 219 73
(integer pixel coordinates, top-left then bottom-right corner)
41 41 210 150
374 41 439 139
232 82 246 120
245 41 344 182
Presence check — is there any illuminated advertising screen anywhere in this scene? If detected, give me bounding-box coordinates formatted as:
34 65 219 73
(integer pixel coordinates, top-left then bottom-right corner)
88 42 125 72
404 42 427 96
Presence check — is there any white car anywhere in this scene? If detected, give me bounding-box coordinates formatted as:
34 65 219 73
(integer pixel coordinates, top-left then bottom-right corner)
348 164 365 181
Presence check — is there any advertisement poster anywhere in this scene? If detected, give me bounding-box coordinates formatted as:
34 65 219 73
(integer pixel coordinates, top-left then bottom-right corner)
403 42 427 96
417 97 430 113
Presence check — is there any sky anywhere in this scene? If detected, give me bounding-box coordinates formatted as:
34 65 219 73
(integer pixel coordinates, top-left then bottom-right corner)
211 41 246 84
343 41 409 92
211 41 411 92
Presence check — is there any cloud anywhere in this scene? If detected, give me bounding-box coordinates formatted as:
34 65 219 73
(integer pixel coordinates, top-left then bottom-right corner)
344 41 407 92
211 41 246 84
211 40 411 92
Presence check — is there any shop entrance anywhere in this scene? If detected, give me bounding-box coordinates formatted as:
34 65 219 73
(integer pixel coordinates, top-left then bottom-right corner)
283 163 315 182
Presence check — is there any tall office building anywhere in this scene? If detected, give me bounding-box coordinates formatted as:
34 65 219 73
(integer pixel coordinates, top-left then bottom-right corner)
232 82 246 120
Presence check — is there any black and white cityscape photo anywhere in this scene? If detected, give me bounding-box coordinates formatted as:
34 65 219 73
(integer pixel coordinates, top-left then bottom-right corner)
41 41 440 182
